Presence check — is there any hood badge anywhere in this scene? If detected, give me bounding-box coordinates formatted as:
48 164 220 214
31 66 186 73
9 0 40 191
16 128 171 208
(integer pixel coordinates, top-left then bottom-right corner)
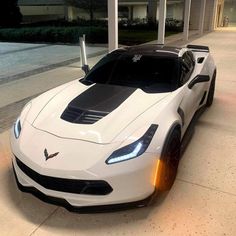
44 148 59 161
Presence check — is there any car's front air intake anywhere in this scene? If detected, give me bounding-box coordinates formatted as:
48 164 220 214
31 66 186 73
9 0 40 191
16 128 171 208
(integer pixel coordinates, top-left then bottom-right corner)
15 156 113 195
61 106 108 124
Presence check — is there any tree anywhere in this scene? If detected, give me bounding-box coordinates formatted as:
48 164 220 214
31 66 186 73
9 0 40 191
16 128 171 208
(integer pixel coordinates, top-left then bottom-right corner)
65 0 107 22
0 0 22 27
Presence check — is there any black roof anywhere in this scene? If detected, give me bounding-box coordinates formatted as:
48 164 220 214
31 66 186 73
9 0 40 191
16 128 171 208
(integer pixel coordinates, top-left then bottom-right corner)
117 44 182 58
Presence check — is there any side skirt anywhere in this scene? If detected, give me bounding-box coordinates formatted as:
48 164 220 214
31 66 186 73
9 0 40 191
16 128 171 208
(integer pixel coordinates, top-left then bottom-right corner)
180 106 207 156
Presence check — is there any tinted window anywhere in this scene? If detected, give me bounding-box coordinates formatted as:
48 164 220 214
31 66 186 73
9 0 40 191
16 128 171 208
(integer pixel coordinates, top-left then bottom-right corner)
182 52 192 69
180 52 195 85
187 51 195 64
83 53 180 93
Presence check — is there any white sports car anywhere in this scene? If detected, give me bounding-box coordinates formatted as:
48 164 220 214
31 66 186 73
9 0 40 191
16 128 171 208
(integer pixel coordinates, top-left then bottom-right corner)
11 44 216 212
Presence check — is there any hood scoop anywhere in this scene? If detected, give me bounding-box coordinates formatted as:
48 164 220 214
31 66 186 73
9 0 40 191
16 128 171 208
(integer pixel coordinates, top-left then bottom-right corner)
61 106 108 124
60 83 136 125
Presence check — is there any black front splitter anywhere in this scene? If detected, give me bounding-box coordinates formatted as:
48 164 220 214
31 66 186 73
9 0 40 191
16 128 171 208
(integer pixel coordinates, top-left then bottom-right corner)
13 165 155 214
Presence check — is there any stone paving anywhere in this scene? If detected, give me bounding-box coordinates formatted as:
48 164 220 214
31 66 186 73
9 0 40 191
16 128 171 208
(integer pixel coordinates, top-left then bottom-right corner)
0 42 107 85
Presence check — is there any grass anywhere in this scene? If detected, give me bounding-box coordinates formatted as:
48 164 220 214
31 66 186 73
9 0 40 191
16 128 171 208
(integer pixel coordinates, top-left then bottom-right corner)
119 29 177 45
0 26 108 44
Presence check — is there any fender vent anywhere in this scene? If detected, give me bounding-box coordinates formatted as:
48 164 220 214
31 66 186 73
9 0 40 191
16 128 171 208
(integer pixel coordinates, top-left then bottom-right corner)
61 106 108 124
197 57 205 64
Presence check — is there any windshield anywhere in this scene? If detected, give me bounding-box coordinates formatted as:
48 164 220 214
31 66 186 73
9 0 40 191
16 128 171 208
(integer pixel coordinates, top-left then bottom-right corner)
83 52 180 93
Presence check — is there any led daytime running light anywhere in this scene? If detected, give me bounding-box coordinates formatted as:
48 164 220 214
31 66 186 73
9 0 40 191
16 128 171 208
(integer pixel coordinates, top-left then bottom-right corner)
106 124 158 164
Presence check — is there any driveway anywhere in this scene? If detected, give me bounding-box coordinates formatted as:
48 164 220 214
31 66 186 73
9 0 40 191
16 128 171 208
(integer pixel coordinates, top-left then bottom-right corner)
0 28 235 236
0 42 107 85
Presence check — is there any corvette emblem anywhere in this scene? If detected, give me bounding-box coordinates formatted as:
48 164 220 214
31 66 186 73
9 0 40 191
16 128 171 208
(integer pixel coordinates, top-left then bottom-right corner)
44 148 59 161
132 54 142 62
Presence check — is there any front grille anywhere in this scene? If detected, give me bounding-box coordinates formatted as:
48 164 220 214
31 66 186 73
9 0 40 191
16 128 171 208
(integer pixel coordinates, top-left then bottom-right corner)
15 157 113 195
61 106 108 124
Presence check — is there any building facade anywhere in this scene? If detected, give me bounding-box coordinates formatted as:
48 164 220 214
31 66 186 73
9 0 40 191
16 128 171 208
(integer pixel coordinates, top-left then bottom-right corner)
18 0 184 23
18 0 66 22
18 0 235 29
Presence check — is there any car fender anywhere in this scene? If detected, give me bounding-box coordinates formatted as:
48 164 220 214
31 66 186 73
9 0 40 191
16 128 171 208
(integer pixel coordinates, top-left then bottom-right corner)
25 80 79 124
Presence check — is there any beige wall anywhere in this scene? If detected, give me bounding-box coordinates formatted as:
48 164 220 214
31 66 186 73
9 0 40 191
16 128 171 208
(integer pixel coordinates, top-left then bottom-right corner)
20 6 65 16
20 5 66 22
133 5 147 19
67 6 79 21
75 9 107 20
189 0 201 30
172 3 183 20
223 0 236 23
190 0 215 31
159 3 183 20
204 0 215 31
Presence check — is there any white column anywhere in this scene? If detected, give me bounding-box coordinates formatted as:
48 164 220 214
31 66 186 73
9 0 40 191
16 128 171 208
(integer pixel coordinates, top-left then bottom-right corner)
183 0 191 41
199 0 206 35
211 0 218 31
158 0 167 44
108 0 118 52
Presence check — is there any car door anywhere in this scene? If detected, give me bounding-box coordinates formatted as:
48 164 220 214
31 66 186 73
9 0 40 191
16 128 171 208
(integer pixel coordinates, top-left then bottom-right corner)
178 52 206 130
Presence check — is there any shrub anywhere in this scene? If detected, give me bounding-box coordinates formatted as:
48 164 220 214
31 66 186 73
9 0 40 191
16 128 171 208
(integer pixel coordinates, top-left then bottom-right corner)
0 26 108 44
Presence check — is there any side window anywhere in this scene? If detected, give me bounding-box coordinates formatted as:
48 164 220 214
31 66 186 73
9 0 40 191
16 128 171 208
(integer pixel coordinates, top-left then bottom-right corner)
187 51 195 65
180 52 194 85
182 52 193 69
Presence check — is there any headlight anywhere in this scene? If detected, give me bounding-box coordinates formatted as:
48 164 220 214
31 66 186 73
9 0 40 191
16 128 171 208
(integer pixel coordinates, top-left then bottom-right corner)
13 102 31 139
106 124 158 164
14 118 21 139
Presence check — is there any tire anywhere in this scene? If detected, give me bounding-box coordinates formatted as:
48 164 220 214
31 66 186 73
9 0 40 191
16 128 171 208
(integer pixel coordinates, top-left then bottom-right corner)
206 70 216 107
155 129 181 192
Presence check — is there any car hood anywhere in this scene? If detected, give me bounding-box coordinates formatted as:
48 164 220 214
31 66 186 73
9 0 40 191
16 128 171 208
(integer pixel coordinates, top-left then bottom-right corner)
32 82 169 144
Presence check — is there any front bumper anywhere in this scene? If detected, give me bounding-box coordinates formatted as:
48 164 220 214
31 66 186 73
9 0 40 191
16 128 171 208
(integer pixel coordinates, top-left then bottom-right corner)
11 122 159 210
13 164 155 213
12 148 159 211
11 119 158 210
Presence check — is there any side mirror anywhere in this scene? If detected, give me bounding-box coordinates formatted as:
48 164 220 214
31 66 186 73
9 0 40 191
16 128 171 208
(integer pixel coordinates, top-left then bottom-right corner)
188 75 210 89
82 65 90 74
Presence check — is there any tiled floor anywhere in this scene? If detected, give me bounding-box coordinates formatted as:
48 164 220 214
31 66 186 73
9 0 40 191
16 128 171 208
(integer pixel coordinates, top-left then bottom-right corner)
0 28 236 235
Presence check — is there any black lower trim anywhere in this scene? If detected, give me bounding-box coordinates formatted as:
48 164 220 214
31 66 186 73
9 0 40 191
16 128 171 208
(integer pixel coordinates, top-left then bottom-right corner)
199 91 207 106
180 106 206 155
177 107 185 126
13 165 155 213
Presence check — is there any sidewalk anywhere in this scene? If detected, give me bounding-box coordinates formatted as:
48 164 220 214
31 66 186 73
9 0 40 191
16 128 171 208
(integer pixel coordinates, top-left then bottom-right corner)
0 43 107 84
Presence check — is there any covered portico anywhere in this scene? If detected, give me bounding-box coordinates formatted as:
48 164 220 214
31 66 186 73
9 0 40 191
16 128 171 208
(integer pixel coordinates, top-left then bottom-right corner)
108 0 222 52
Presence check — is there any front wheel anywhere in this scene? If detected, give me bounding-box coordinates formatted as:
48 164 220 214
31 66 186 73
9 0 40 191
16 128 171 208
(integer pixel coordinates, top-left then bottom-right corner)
155 129 181 192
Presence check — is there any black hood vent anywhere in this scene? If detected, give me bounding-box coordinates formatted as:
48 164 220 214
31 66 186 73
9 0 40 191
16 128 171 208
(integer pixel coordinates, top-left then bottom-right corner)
61 106 108 124
61 84 136 125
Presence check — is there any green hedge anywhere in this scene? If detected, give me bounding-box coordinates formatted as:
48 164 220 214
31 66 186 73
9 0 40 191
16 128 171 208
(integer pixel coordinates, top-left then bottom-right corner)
0 26 108 44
